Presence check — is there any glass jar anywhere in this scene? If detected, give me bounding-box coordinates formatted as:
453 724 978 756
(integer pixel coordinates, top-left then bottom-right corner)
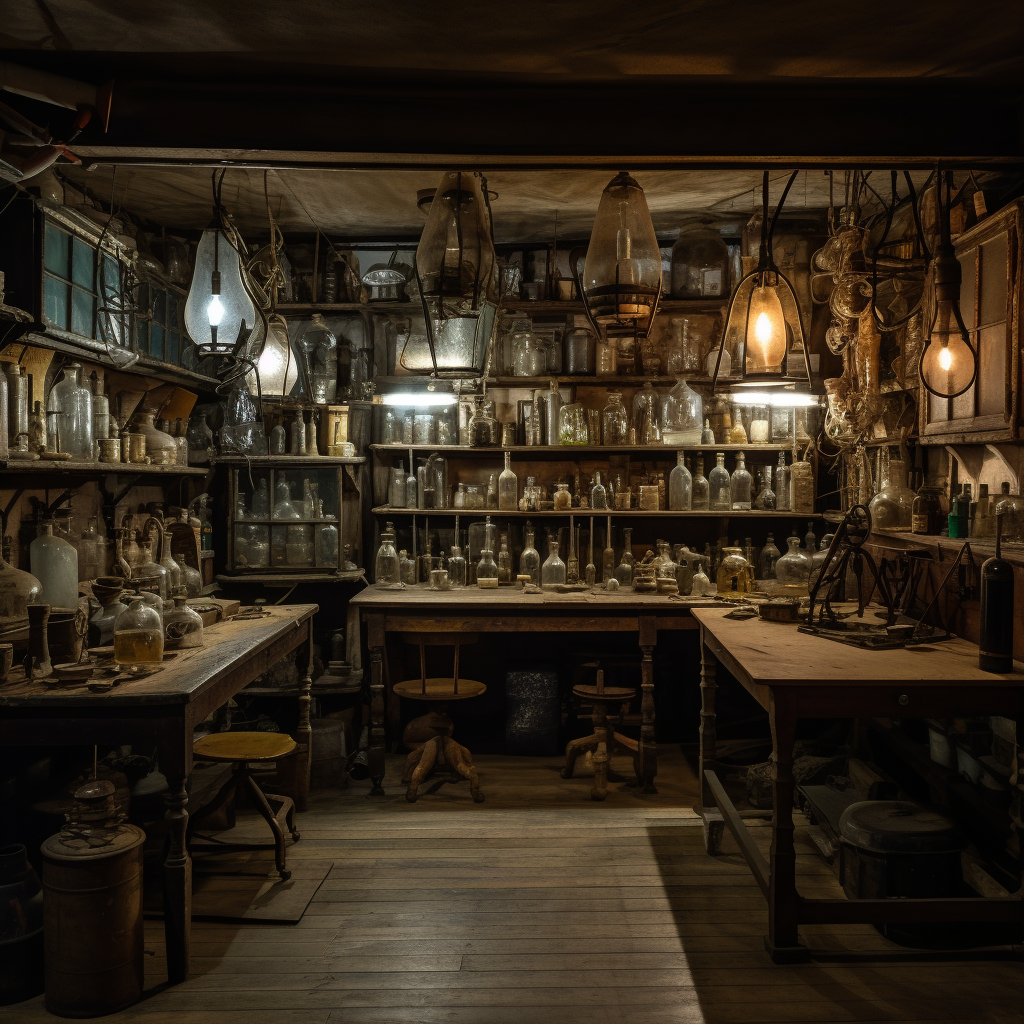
164 589 204 649
671 219 729 298
717 547 752 596
519 524 541 586
468 398 498 446
868 458 914 530
113 594 164 670
558 403 589 445
413 413 434 445
595 335 618 376
601 391 629 446
653 540 676 578
541 538 566 587
476 548 499 588
748 405 770 443
691 457 709 510
661 379 703 444
374 525 401 586
775 535 811 587
30 520 78 609
730 452 753 510
498 452 518 510
553 482 572 510
0 547 43 630
709 453 731 511
563 327 596 375
912 484 944 535
759 534 781 579
512 327 548 377
48 362 93 460
669 452 692 510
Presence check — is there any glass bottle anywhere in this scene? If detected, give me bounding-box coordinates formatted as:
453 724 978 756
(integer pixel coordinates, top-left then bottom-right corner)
0 545 43 629
563 326 596 376
135 536 170 599
730 452 752 510
29 400 46 454
300 314 338 403
49 362 93 460
553 482 572 510
486 473 498 509
760 533 781 580
187 412 214 463
631 382 661 444
716 547 752 596
79 515 101 581
270 423 287 455
544 381 563 445
476 547 499 588
591 472 608 510
613 527 634 587
448 532 467 588
709 453 731 511
602 521 615 584
159 529 182 591
374 524 401 586
557 402 588 445
164 589 204 648
399 549 416 585
653 540 677 578
248 479 269 519
519 523 541 586
775 535 811 587
316 511 340 568
453 482 466 509
498 452 518 510
601 391 629 446
289 409 306 455
497 533 513 585
912 484 944 535
669 452 692 510
661 380 703 445
30 520 79 609
596 334 618 376
541 536 566 587
775 453 791 511
113 594 164 670
405 460 418 510
868 458 914 530
689 456 709 511
804 522 817 556
754 468 776 510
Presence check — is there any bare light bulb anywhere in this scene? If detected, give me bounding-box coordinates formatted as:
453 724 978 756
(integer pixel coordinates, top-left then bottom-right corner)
207 295 224 327
744 285 788 373
938 345 952 371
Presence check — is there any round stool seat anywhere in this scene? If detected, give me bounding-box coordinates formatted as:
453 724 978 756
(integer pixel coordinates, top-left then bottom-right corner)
193 731 297 763
572 684 636 703
395 678 486 702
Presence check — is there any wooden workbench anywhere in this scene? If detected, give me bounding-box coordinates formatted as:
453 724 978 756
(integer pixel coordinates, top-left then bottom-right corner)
0 603 318 985
691 606 1024 962
351 585 718 795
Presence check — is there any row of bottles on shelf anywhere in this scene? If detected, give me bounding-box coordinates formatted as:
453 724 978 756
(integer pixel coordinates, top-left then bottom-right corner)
382 381 819 449
386 450 815 514
374 516 831 595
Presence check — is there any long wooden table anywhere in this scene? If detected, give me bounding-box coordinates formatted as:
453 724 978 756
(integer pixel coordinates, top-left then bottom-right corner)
692 606 1024 963
0 603 317 984
351 586 716 795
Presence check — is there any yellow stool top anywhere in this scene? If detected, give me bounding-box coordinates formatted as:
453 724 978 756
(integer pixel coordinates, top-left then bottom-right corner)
394 677 486 702
193 731 297 763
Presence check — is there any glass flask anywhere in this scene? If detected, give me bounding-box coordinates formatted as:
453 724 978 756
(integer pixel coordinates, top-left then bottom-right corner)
0 546 43 630
399 549 417 585
709 453 731 511
661 379 703 444
164 589 204 649
558 402 589 445
299 315 338 404
186 410 214 463
374 524 401 586
553 482 572 510
601 391 629 446
497 533 513 585
730 452 753 510
717 547 752 596
316 514 339 568
135 537 169 599
759 534 781 579
671 219 729 298
541 537 566 587
774 535 811 587
563 326 596 375
691 457 710 510
448 534 467 587
30 520 79 609
476 547 499 588
775 453 791 511
591 472 608 510
868 458 914 530
158 529 182 590
49 362 93 460
669 452 693 510
653 540 677 578
113 594 164 669
519 524 541 586
498 452 518 510
632 383 662 444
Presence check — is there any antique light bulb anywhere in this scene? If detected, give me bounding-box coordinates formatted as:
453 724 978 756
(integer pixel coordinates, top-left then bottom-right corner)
744 284 788 374
938 345 952 371
207 293 224 327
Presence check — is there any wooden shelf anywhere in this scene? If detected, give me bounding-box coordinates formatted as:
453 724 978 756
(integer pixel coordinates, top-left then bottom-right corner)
484 375 740 387
373 506 820 519
240 682 363 696
211 455 366 466
276 298 727 317
216 570 365 584
371 443 794 456
0 459 209 477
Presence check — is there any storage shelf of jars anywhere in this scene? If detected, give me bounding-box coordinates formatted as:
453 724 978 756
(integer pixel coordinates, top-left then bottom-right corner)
277 297 727 317
0 460 210 475
373 506 820 519
212 455 366 466
216 570 366 584
371 443 794 456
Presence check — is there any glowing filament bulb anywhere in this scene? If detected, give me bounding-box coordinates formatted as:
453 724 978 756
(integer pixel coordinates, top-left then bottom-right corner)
754 311 773 353
207 295 224 327
938 345 952 371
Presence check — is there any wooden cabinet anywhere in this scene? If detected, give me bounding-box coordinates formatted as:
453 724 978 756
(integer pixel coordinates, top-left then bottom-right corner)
921 199 1022 443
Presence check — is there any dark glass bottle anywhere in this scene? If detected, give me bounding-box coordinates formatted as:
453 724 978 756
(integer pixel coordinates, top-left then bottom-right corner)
979 512 1014 673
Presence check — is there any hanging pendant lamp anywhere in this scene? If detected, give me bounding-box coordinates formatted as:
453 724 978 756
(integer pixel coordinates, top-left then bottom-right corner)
712 171 811 392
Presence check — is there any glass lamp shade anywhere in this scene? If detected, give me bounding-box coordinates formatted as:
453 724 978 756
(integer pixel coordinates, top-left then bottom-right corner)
410 171 498 378
919 253 977 399
247 315 298 397
185 226 265 356
582 172 661 326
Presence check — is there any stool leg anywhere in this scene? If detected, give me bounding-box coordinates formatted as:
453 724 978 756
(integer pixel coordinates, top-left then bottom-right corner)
561 732 597 779
406 736 439 803
591 702 610 801
242 768 291 881
447 737 484 803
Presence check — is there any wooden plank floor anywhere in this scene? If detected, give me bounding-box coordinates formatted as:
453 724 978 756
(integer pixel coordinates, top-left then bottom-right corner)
13 750 1023 1023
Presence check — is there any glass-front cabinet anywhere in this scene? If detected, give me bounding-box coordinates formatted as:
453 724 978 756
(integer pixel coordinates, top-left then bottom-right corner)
221 457 365 579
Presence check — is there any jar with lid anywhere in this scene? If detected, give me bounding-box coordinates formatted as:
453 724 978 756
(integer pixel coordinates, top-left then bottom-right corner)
558 403 588 445
716 547 752 596
601 391 629 446
374 524 401 587
912 484 945 535
661 379 703 444
709 454 731 511
671 219 729 298
563 326 596 375
49 362 94 460
164 589 204 649
113 594 164 670
512 326 547 377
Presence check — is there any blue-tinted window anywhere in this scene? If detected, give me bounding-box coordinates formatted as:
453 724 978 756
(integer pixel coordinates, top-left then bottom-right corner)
72 236 94 288
44 277 69 328
71 288 94 336
44 224 70 275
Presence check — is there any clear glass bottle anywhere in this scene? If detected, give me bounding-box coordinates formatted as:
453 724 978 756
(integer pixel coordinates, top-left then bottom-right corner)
601 391 629 446
804 522 817 555
519 523 541 586
49 362 93 460
405 460 418 509
316 512 340 569
754 467 776 510
690 457 709 511
760 533 781 579
158 529 182 591
0 545 43 629
566 527 580 584
653 540 677 578
399 549 416 585
136 536 170 599
476 547 499 588
868 458 914 530
79 515 102 581
669 452 692 510
776 453 791 511
497 533 513 585
602 521 615 584
30 520 79 609
300 314 338 403
775 535 811 587
448 533 467 588
486 473 498 509
661 380 703 445
591 472 608 510
289 408 306 455
631 382 661 444
187 411 214 463
498 452 518 510
270 423 287 455
730 452 752 510
613 527 634 586
374 524 401 586
701 418 715 444
671 219 729 298
716 547 752 596
541 536 566 587
164 588 204 648
709 453 731 511
113 594 164 669
596 334 618 376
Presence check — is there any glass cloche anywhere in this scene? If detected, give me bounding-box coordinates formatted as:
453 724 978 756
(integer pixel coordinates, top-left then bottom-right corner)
670 218 730 299
661 379 703 444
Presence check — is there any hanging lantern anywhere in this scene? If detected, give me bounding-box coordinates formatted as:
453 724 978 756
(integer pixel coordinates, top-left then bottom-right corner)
713 171 811 391
576 172 662 364
247 314 298 397
406 171 498 378
919 170 977 399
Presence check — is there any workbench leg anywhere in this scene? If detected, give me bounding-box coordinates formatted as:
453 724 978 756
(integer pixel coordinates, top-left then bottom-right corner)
766 692 808 963
697 635 724 855
162 772 192 984
295 625 313 812
638 615 658 794
1011 714 1024 913
367 613 386 796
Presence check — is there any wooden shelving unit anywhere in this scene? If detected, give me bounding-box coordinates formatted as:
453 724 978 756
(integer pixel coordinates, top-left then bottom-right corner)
371 443 795 457
374 506 820 519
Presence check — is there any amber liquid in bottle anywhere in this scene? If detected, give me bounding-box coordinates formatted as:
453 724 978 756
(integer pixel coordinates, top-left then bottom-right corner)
114 629 165 667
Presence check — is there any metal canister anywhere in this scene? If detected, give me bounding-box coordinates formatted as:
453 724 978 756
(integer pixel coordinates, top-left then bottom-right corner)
41 781 145 1018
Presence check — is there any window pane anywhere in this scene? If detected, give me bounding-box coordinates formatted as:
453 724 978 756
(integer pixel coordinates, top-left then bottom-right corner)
43 275 69 328
151 323 165 360
71 287 94 337
135 319 150 356
153 289 167 327
44 224 70 276
167 331 180 365
72 236 94 288
979 234 1008 329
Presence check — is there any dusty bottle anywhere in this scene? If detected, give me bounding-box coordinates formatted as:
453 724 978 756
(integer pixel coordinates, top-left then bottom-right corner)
730 452 752 510
113 594 164 669
691 457 709 510
709 453 731 511
602 519 615 584
448 532 467 588
497 533 513 585
759 533 781 580
669 452 692 510
519 523 541 586
541 536 566 587
590 472 608 510
498 452 518 510
30 520 79 609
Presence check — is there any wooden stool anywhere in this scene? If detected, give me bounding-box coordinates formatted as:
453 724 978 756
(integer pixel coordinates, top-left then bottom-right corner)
396 632 486 803
562 668 639 801
190 731 300 880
